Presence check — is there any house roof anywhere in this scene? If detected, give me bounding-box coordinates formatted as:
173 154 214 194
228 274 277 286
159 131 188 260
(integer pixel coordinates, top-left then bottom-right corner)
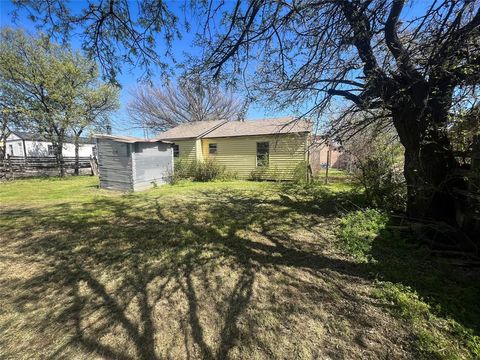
156 120 227 140
93 134 172 144
10 130 95 144
156 117 311 140
204 117 311 138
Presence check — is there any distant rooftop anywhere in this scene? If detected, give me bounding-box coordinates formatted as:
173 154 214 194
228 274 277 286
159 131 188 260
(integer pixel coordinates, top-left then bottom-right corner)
10 130 95 144
156 117 311 140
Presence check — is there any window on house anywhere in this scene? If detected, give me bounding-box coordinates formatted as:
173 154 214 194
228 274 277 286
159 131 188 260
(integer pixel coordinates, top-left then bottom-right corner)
173 144 179 158
47 145 54 156
256 142 269 167
208 143 217 155
8 144 13 156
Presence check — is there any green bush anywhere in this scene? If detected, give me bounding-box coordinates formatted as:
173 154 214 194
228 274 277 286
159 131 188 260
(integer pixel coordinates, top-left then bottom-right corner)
191 158 226 182
249 167 268 181
337 208 388 260
169 158 194 184
354 156 406 211
350 134 406 211
171 158 234 183
292 161 309 184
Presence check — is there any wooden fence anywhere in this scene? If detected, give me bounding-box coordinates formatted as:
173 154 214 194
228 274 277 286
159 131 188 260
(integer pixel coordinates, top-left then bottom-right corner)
453 135 480 244
0 155 93 179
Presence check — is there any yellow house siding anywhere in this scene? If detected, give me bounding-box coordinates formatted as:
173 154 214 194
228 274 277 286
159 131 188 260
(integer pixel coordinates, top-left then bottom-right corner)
202 134 307 180
195 139 204 161
173 139 197 162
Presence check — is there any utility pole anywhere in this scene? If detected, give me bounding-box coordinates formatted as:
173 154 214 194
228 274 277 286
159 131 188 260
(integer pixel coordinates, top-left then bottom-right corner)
325 147 331 185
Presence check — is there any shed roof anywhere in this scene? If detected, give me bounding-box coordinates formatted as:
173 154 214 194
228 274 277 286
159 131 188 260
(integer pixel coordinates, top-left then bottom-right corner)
156 120 226 140
156 117 311 140
94 134 172 144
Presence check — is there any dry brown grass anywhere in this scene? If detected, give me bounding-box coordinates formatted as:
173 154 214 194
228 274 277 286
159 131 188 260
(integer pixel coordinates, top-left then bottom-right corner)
0 178 413 359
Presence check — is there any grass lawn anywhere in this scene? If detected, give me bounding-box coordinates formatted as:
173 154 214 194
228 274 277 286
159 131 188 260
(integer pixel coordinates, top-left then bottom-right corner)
0 176 479 359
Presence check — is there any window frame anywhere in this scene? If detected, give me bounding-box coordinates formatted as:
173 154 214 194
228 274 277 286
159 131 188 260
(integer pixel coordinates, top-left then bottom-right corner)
208 143 217 155
173 144 180 158
47 144 54 156
256 141 269 167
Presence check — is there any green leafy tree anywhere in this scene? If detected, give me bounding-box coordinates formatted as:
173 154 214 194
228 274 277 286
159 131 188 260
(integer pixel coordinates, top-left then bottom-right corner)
0 28 118 175
71 82 119 174
0 80 29 158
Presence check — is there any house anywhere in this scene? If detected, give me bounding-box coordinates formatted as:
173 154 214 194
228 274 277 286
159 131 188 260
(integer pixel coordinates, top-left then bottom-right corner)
157 117 312 180
308 136 343 175
95 134 173 191
5 131 95 158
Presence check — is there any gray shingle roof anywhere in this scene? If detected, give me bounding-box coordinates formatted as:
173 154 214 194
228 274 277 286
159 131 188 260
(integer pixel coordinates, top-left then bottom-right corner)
204 117 311 138
156 117 311 140
156 120 226 140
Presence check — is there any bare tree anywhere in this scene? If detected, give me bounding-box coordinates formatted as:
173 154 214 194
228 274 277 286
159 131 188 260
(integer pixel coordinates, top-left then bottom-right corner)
196 0 480 223
127 77 244 133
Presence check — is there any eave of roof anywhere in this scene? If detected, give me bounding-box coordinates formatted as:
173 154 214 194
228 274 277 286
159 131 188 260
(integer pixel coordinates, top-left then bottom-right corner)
155 117 312 141
93 134 172 144
9 130 95 144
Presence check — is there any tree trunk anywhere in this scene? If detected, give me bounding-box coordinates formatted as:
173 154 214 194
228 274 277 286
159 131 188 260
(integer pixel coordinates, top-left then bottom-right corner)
74 136 80 176
55 132 65 177
392 106 459 222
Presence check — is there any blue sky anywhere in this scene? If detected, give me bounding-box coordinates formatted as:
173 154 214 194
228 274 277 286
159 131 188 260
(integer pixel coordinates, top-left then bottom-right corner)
0 1 431 137
0 0 292 137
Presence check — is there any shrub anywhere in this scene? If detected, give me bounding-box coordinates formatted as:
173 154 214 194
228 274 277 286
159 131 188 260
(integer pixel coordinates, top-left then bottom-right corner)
249 167 268 181
354 155 406 211
218 169 238 181
171 158 231 183
343 128 406 211
292 161 309 184
191 158 226 182
337 208 388 260
169 158 195 184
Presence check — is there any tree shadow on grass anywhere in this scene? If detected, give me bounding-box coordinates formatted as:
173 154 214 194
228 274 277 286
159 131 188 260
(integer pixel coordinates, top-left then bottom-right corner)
369 224 480 336
1 186 411 359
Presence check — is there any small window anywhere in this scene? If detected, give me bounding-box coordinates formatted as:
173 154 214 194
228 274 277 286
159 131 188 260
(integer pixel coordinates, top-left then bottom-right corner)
47 145 54 156
173 144 179 158
208 143 217 155
256 142 269 167
8 144 13 156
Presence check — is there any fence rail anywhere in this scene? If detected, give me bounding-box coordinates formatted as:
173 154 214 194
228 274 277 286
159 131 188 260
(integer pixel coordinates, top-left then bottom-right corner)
1 155 93 179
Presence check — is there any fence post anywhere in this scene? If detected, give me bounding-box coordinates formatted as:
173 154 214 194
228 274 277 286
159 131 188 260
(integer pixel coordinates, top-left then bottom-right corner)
324 148 330 185
7 154 13 179
471 135 480 193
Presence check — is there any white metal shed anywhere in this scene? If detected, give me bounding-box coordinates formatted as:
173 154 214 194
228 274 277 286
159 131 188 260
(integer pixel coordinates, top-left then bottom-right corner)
95 134 173 191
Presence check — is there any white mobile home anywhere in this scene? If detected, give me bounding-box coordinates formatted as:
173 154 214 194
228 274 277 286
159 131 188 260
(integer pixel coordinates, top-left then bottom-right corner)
95 134 173 191
5 131 95 158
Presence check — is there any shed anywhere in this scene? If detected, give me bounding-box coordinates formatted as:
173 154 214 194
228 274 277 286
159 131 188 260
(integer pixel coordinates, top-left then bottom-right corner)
94 134 173 191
